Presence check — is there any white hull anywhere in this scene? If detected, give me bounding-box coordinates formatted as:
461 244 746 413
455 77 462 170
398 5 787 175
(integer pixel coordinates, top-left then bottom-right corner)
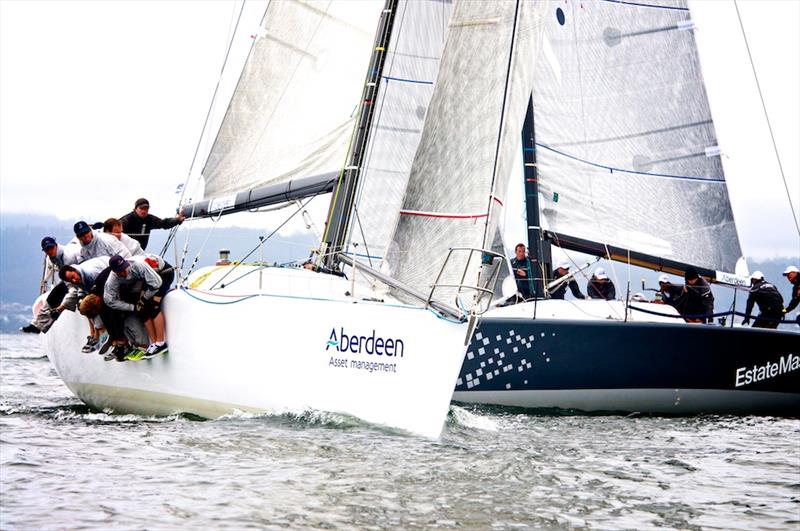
45 266 468 438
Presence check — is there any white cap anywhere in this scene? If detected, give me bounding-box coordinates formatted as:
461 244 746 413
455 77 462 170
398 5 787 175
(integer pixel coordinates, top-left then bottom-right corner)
750 270 764 281
557 261 571 270
594 267 608 280
658 274 670 284
783 265 799 275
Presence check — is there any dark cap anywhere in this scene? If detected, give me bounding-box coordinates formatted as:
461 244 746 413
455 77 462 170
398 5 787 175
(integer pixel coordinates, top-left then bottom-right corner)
40 236 57 251
135 198 150 208
73 221 91 236
684 266 699 281
109 254 130 273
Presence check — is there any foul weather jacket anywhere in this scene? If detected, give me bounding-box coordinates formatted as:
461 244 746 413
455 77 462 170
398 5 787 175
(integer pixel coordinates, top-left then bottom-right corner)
785 277 800 314
78 231 131 263
103 261 163 312
550 269 585 300
587 279 616 300
745 280 784 320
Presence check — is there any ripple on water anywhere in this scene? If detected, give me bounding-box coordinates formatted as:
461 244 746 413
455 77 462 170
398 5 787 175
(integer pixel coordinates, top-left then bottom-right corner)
1 333 799 529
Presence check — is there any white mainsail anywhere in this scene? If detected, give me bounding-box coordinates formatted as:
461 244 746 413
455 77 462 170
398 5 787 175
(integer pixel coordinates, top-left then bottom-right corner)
386 1 546 303
531 0 742 272
201 0 384 199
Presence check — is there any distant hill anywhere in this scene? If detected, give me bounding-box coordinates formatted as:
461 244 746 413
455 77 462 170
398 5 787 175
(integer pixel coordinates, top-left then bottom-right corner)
0 213 317 331
1 211 797 332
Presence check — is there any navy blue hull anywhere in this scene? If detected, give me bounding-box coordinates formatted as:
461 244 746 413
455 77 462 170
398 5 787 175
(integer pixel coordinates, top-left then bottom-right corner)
454 319 800 415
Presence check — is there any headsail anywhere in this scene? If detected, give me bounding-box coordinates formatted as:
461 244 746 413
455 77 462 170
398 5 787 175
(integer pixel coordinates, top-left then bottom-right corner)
344 0 454 268
386 1 546 304
201 0 384 200
532 0 743 273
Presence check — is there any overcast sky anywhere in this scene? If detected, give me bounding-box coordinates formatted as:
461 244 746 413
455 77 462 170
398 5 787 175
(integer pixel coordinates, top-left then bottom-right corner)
1 0 798 262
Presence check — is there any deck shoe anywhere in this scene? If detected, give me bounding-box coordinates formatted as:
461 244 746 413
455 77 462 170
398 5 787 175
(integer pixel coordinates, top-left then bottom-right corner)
125 348 145 362
142 343 168 359
81 336 99 353
20 324 40 334
98 335 113 354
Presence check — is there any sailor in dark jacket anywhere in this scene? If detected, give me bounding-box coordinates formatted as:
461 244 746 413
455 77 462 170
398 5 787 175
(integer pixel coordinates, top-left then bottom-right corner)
510 243 534 301
782 266 800 325
587 267 615 300
120 198 185 250
657 274 684 308
550 261 585 300
743 271 784 329
681 267 714 323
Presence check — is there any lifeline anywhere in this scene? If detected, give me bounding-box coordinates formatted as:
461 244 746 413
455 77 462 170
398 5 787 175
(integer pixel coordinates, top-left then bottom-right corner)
734 353 799 387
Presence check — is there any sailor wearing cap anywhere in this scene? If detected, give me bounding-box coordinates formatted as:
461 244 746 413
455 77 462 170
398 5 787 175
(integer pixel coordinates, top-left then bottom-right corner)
742 271 784 329
550 261 585 300
656 274 684 309
587 267 616 300
119 198 185 250
783 266 800 323
19 237 81 334
102 254 167 361
74 220 131 262
682 267 714 324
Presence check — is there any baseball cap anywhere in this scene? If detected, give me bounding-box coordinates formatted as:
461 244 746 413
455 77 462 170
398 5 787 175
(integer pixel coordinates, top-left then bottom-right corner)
750 270 764 281
594 267 608 280
557 261 571 270
658 274 670 284
135 198 150 208
73 221 91 236
109 254 130 273
783 265 799 276
40 236 57 251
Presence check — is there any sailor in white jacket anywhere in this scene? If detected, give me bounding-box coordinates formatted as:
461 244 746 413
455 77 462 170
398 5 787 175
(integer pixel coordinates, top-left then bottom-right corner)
103 217 144 256
73 220 131 262
102 254 168 361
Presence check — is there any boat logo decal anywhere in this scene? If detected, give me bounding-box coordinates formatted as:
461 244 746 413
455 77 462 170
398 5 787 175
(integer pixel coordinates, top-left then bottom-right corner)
734 353 799 388
326 327 404 358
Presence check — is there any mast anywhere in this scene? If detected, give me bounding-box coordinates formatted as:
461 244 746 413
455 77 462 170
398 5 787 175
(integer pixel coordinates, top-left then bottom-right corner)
320 0 399 270
521 96 550 298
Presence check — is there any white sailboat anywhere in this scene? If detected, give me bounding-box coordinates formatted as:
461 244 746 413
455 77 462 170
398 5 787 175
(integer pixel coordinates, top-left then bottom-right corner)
42 0 799 437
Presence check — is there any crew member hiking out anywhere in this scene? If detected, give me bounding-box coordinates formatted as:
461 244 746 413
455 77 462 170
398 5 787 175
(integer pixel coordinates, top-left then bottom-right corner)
20 237 80 334
74 220 131 261
120 198 185 250
743 271 784 329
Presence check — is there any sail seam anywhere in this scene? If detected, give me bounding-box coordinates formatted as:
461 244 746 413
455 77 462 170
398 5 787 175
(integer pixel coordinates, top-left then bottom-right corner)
599 0 689 11
535 143 725 183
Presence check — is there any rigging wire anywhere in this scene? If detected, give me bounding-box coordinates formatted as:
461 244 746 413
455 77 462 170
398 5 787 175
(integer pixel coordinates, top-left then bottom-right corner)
733 0 800 237
160 0 252 258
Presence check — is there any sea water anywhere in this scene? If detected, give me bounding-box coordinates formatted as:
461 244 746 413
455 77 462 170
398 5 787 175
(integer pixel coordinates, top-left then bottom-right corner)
1 333 798 530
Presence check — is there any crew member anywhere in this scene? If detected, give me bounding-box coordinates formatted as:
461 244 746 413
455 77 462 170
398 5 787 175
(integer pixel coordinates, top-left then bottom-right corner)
120 198 185 250
743 271 784 329
782 265 800 326
103 217 143 256
656 274 684 308
103 254 167 361
510 243 534 302
58 256 110 352
20 237 80 334
587 267 616 300
74 221 131 262
550 261 585 300
682 267 714 324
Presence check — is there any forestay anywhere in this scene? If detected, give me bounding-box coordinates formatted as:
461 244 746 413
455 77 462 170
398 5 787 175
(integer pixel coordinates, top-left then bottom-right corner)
532 0 743 273
345 0 454 269
386 1 546 304
201 0 384 199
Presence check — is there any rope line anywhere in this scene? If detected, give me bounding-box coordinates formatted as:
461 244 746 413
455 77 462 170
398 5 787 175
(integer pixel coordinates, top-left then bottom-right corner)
733 0 800 237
